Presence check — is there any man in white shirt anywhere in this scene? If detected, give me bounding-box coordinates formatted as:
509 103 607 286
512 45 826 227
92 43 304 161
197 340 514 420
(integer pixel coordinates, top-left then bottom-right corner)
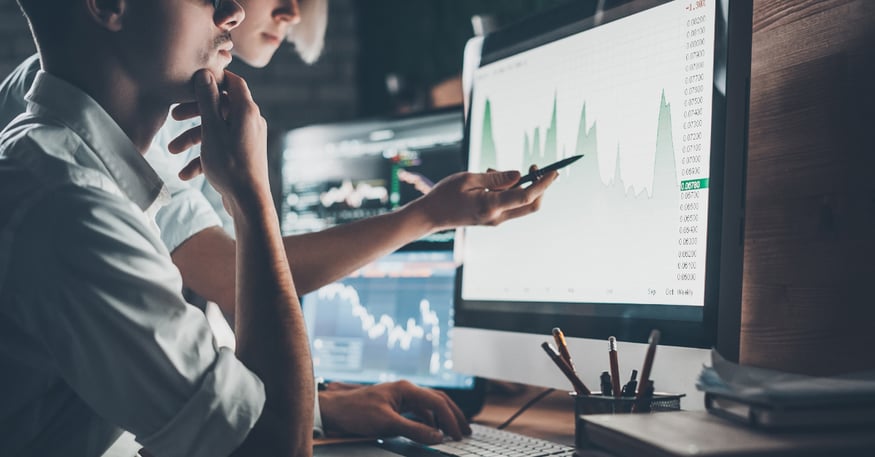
0 0 311 455
1 0 517 455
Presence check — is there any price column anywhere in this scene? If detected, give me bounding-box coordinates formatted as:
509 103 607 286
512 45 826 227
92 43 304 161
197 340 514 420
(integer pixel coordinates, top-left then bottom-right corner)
676 0 711 291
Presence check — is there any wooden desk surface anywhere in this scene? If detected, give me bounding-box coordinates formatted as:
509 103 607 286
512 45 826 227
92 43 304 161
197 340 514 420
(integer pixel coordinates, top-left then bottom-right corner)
472 386 576 446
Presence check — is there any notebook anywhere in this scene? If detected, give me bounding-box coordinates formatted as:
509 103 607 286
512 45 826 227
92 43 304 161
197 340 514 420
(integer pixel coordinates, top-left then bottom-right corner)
301 250 485 417
576 410 875 457
705 392 875 429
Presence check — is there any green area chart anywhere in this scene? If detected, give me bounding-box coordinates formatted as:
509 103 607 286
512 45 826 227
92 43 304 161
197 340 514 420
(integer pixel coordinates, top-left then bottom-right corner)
477 90 703 201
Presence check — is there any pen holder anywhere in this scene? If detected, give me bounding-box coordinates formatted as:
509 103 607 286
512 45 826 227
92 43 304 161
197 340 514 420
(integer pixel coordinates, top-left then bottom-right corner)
572 391 685 415
572 391 685 450
570 392 686 448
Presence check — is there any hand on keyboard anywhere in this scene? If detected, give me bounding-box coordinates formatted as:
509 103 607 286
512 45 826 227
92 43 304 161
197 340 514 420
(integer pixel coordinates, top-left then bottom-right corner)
319 380 471 444
426 424 575 457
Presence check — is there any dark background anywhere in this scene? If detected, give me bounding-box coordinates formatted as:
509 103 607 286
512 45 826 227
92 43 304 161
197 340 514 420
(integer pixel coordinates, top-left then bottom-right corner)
352 0 569 115
0 0 570 131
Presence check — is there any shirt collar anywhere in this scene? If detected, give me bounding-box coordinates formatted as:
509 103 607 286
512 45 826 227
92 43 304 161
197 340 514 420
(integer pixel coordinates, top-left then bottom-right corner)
24 71 165 212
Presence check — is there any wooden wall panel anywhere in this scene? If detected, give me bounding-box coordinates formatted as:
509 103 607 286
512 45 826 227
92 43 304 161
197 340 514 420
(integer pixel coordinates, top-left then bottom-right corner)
741 0 875 374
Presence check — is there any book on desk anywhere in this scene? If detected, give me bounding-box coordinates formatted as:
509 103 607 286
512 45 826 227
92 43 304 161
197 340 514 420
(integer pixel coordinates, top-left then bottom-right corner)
704 391 875 429
696 350 875 430
575 410 875 457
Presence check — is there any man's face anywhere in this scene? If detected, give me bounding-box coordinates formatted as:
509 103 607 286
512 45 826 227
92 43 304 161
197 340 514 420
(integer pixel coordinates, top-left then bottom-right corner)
230 0 302 68
120 0 245 99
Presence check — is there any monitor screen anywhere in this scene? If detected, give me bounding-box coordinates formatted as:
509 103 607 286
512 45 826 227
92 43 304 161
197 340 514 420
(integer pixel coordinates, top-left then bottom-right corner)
454 0 751 398
302 251 475 389
280 109 464 250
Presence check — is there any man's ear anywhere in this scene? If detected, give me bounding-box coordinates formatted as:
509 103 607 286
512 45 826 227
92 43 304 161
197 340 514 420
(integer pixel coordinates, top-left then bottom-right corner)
85 0 126 32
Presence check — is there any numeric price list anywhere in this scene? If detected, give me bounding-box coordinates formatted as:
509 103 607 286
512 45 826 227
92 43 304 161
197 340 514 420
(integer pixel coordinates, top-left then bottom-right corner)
676 1 711 288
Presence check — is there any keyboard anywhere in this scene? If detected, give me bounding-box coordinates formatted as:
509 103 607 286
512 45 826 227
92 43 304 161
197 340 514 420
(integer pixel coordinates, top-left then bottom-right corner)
424 423 575 457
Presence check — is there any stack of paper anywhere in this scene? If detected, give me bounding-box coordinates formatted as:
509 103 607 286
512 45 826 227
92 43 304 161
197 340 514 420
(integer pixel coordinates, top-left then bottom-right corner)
697 351 875 428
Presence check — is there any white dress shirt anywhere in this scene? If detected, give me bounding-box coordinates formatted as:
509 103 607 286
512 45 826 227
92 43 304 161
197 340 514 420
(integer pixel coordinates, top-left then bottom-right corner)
0 54 229 255
0 54 325 442
145 119 234 251
0 71 266 456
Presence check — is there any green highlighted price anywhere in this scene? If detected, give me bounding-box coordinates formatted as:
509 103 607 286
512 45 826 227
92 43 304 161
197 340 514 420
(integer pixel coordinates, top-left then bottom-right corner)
680 178 709 191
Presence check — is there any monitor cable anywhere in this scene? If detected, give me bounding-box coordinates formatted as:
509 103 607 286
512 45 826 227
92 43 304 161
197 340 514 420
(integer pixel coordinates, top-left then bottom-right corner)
496 388 555 430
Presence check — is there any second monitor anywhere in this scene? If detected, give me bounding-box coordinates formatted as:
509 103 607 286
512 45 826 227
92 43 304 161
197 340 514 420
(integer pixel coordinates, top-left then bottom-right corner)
280 108 465 250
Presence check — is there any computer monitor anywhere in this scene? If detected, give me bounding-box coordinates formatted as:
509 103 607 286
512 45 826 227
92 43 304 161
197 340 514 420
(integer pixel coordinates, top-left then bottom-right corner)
303 251 470 386
301 251 486 417
454 0 752 406
280 108 465 250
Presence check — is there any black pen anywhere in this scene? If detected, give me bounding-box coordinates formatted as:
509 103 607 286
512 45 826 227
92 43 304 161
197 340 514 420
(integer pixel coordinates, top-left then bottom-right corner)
621 369 638 397
541 341 591 395
600 371 613 396
513 154 583 187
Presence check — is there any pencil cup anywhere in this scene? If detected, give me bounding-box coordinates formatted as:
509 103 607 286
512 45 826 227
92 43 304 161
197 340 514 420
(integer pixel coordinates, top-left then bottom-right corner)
571 391 684 415
572 391 685 450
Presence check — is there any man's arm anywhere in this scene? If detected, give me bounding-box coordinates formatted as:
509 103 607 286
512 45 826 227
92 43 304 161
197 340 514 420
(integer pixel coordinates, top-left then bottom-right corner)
173 169 557 315
172 196 429 312
190 69 313 456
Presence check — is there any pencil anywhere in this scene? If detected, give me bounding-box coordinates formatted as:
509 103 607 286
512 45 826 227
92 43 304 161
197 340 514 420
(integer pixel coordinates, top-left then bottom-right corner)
632 330 660 411
552 327 575 370
541 341 591 395
608 336 622 398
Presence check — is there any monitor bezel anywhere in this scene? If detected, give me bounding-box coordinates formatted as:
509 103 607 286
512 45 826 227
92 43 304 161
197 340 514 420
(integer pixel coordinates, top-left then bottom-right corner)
455 0 751 359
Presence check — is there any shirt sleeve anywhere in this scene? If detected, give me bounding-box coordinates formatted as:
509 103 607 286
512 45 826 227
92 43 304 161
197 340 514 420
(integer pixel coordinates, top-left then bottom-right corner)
145 122 224 253
154 185 224 252
4 186 265 457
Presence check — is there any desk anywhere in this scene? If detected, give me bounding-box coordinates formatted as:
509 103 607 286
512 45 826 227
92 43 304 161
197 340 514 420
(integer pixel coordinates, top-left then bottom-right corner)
318 386 875 457
473 387 576 446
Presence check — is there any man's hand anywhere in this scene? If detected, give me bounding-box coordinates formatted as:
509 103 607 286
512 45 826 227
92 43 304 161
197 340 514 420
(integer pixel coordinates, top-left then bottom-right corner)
175 70 270 202
411 168 558 232
165 101 204 180
319 381 472 444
